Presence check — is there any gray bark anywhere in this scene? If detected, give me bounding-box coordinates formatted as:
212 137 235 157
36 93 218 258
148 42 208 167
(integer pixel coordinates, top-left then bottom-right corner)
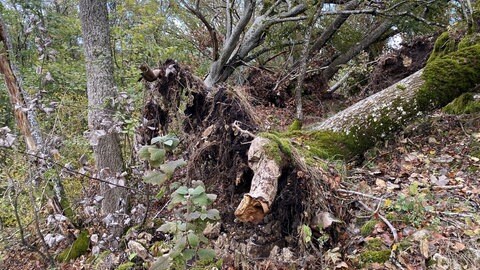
309 69 424 133
308 0 361 56
204 2 307 88
79 0 127 216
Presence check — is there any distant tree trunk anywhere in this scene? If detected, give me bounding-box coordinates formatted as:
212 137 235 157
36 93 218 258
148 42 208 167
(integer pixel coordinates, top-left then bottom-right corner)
295 4 323 123
79 0 127 216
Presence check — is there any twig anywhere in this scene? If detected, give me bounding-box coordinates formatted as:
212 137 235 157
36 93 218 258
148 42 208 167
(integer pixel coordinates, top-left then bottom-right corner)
232 120 256 138
432 184 464 190
357 200 398 243
1 146 135 190
337 188 385 201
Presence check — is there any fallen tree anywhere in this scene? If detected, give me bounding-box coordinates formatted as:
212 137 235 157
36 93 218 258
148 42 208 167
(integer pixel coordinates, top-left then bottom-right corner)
136 35 480 268
236 42 480 224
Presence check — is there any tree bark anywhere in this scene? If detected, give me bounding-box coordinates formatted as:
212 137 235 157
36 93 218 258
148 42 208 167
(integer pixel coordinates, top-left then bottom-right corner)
0 19 42 152
79 0 127 216
310 69 424 133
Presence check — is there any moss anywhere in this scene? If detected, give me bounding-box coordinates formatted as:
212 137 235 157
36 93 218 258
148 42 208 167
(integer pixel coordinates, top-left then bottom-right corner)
417 44 480 111
57 230 89 262
396 84 407 90
458 33 480 49
117 262 135 270
470 140 480 159
261 132 294 164
427 32 458 63
365 238 384 250
443 93 480 114
360 219 377 237
360 250 391 264
288 119 303 131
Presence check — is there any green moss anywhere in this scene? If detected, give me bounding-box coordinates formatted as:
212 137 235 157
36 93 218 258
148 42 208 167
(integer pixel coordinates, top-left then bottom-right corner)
360 219 377 237
288 119 303 131
359 250 391 264
57 230 89 262
443 93 480 114
365 238 384 250
117 262 135 270
417 44 480 110
261 132 294 164
396 84 407 90
470 140 480 159
427 32 458 63
458 33 480 49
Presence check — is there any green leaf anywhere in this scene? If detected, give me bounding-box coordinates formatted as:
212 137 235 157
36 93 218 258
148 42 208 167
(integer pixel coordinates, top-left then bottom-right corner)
160 159 186 176
206 193 217 201
150 148 166 162
138 146 151 160
178 223 187 232
185 211 201 221
175 186 189 195
302 224 312 243
151 134 180 151
174 235 187 251
150 255 172 270
155 186 167 200
190 185 205 196
197 248 216 262
199 235 209 244
206 209 220 220
192 194 209 206
170 193 185 207
143 171 167 185
182 249 195 261
158 222 176 233
187 232 200 248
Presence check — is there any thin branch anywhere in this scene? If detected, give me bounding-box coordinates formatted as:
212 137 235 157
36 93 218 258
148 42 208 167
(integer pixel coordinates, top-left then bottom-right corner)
358 200 398 243
337 188 385 201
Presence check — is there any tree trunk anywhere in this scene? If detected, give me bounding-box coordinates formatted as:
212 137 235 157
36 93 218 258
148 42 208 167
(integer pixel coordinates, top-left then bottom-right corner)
310 69 424 133
79 0 127 216
0 19 42 152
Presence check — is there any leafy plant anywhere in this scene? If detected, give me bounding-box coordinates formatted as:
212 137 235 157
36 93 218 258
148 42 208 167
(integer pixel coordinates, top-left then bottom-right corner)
138 134 219 269
387 183 433 227
154 181 219 269
138 134 185 186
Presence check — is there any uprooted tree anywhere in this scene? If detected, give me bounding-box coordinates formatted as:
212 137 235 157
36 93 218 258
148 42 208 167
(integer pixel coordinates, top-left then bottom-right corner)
136 22 480 266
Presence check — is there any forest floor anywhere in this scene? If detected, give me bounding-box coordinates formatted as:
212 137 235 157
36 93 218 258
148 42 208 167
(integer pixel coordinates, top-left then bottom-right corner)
1 102 479 270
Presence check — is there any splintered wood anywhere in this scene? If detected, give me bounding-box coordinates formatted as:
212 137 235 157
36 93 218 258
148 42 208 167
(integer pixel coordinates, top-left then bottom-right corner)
235 137 281 223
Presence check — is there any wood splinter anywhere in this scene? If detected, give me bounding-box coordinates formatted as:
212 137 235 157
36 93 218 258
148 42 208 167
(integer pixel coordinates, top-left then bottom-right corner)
235 137 281 223
138 63 163 82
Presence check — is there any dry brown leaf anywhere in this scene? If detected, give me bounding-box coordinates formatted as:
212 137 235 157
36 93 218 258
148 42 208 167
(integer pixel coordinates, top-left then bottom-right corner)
420 239 429 258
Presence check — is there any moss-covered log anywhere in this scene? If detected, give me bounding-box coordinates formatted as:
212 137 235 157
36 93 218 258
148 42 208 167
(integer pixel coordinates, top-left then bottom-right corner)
309 44 480 147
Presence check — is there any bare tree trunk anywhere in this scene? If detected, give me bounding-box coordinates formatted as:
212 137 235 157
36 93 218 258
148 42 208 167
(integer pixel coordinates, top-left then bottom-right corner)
295 4 323 123
79 0 127 217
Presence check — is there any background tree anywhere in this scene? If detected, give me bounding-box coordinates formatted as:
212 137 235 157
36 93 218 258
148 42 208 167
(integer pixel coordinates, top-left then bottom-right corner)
79 0 127 217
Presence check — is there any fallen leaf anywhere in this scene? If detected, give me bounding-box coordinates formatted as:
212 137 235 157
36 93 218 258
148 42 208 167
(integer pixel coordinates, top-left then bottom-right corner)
420 239 429 258
452 242 465 251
